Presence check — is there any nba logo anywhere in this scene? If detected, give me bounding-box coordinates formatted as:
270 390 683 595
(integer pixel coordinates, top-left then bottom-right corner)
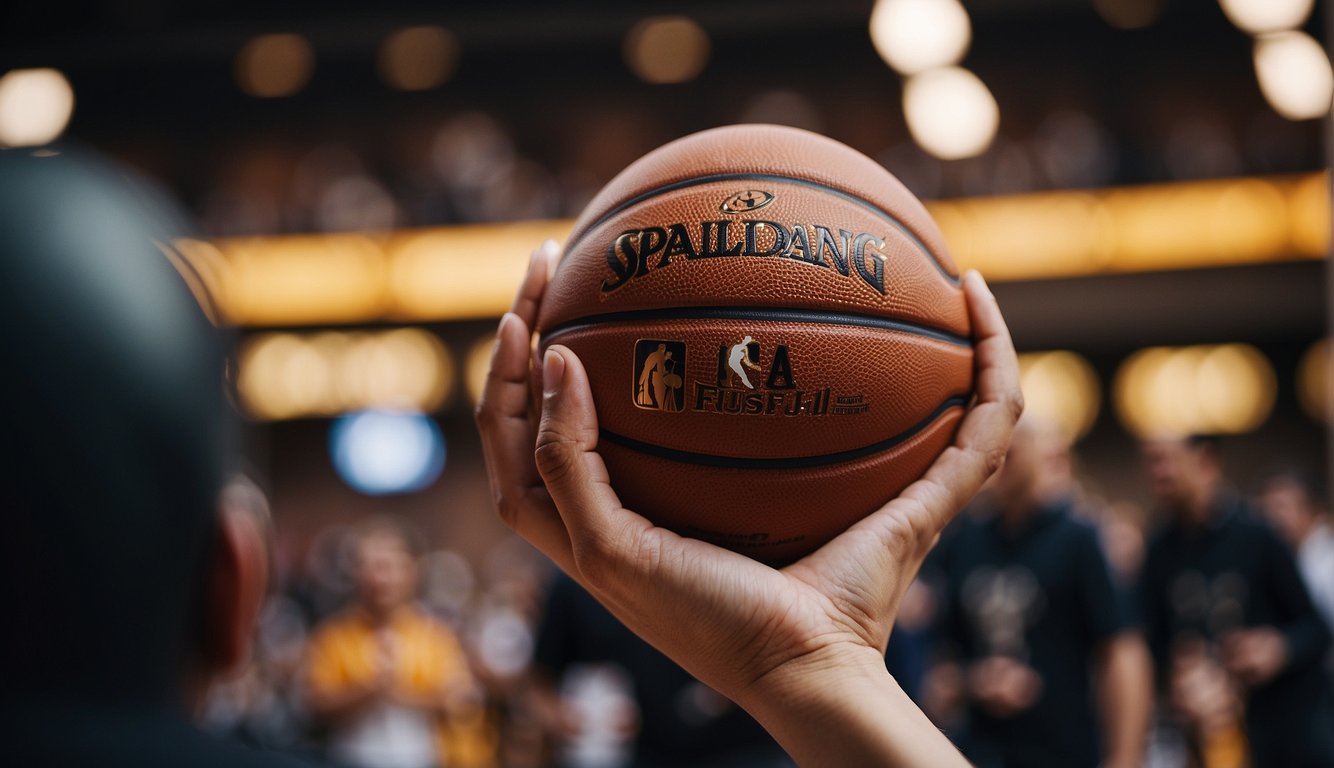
633 339 686 412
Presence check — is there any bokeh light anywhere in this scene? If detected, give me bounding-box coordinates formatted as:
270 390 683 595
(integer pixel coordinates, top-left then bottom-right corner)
1114 344 1276 436
329 410 445 495
1297 338 1329 423
0 68 75 147
378 26 459 91
1253 31 1333 121
1092 0 1164 30
869 0 971 75
235 33 315 98
623 16 710 84
1018 351 1102 440
466 333 498 406
903 67 999 160
1218 0 1314 35
236 328 454 420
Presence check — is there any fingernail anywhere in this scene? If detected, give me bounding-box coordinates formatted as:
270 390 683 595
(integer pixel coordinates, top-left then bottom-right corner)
543 348 565 396
541 239 561 278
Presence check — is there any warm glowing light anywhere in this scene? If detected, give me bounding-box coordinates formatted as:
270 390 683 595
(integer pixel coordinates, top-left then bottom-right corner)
0 68 74 147
1092 0 1164 29
236 33 315 98
869 0 971 75
1114 344 1276 437
903 67 999 160
1254 31 1333 121
387 220 572 320
624 16 710 84
236 328 454 420
1219 0 1314 35
466 333 498 406
1297 339 1329 423
1018 351 1102 440
378 26 459 91
198 173 1326 327
221 235 388 326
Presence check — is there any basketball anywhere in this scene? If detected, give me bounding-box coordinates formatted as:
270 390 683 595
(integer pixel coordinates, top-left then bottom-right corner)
538 124 973 564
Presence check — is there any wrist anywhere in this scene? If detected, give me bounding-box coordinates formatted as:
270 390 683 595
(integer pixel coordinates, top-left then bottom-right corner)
735 644 967 768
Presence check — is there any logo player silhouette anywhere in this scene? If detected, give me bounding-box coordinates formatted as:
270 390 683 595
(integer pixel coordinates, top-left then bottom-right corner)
636 344 681 411
727 336 763 389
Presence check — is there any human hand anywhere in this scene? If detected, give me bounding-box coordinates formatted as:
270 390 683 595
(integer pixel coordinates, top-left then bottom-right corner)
1170 647 1243 733
967 656 1044 718
475 241 1022 767
1221 627 1288 687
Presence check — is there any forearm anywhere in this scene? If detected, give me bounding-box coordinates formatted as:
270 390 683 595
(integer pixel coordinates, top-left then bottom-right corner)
1098 634 1152 768
738 646 969 768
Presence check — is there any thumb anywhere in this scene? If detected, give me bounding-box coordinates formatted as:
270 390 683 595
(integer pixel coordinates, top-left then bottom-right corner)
534 346 635 583
534 346 601 487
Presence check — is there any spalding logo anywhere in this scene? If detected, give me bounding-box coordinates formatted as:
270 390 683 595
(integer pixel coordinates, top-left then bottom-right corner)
720 189 775 214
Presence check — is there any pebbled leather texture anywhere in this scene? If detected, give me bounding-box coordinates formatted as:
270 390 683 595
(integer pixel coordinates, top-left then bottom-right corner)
538 124 975 563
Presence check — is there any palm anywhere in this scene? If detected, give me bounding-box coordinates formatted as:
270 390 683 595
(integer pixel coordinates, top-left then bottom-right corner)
477 241 1020 707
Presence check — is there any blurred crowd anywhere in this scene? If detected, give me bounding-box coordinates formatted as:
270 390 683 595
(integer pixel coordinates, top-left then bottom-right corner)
202 423 1334 768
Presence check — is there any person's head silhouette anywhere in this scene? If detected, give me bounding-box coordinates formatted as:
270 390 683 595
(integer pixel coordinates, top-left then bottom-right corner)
0 150 289 767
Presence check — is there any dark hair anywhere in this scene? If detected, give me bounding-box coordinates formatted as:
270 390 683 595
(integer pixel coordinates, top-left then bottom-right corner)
0 150 229 705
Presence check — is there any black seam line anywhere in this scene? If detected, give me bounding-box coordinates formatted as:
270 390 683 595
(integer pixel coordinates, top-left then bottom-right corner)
563 172 960 285
540 306 973 348
597 395 970 470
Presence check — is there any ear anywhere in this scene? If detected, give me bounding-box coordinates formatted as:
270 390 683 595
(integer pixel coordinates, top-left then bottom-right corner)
199 502 270 677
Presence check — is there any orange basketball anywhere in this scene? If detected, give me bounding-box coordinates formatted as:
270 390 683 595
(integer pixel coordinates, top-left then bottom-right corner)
538 124 973 565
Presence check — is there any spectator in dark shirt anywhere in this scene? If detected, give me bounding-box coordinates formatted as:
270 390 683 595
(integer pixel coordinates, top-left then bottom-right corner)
530 573 791 768
1139 435 1334 767
931 417 1152 768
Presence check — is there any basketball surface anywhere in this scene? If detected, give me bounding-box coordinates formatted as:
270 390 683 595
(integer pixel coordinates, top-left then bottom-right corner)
538 124 973 564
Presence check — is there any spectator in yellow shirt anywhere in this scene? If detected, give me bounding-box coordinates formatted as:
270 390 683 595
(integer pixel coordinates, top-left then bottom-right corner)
303 519 483 768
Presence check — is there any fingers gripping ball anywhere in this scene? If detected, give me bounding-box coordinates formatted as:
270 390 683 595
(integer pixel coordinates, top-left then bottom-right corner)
538 124 973 564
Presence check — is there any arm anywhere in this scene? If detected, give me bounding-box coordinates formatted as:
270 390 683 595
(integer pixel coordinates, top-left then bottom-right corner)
1222 528 1332 686
1096 633 1152 768
475 242 1023 767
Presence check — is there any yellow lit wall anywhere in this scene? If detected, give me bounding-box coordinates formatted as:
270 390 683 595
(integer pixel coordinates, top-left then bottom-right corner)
186 172 1329 328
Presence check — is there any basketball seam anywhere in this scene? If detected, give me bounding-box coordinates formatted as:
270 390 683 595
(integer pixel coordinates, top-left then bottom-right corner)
562 171 960 285
597 395 969 470
540 306 973 348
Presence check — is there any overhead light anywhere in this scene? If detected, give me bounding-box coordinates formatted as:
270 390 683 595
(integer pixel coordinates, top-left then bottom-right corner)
1018 351 1102 440
869 0 971 75
465 333 497 406
624 16 710 84
1092 0 1164 30
330 410 446 495
0 68 74 147
236 328 454 420
1114 344 1276 437
1218 0 1314 35
903 67 999 160
1297 338 1329 423
378 26 459 91
235 33 315 98
1253 31 1333 121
